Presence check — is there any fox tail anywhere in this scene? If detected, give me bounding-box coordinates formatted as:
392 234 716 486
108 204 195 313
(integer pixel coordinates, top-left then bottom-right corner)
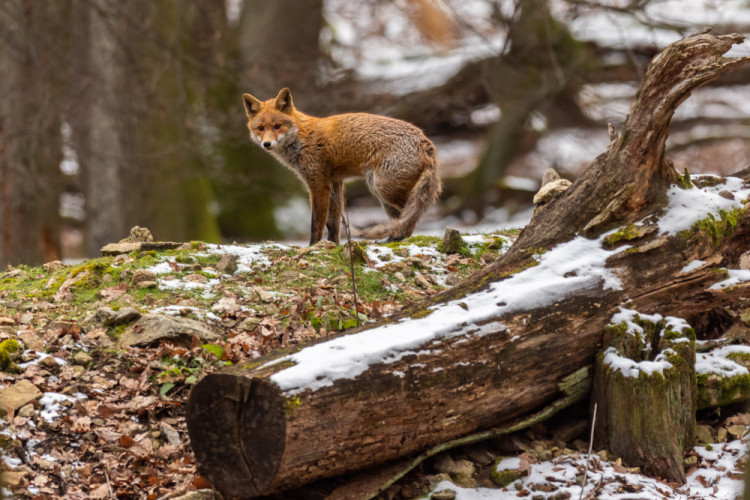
354 164 441 241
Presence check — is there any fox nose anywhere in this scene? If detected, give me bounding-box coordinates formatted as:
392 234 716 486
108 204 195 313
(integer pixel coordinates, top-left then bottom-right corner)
263 141 272 149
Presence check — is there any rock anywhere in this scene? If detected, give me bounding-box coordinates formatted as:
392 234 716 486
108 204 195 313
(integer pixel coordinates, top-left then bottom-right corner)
100 241 142 256
433 454 475 486
42 260 66 271
541 168 561 186
253 287 274 303
718 190 735 200
313 240 337 250
445 273 462 286
239 317 262 332
533 178 572 205
441 227 464 255
278 270 304 281
212 297 241 316
415 273 433 289
740 252 750 270
73 352 93 365
18 330 44 352
0 269 26 280
726 424 747 439
463 445 495 466
695 424 714 444
17 403 35 418
341 242 367 265
120 226 154 243
132 269 157 284
216 254 239 275
160 422 181 446
3 469 28 488
683 455 698 467
431 489 457 500
184 273 208 283
717 427 728 442
0 380 43 414
118 314 219 348
95 307 141 326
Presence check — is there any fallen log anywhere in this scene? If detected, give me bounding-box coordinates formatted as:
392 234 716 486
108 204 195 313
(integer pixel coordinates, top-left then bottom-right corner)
186 31 750 498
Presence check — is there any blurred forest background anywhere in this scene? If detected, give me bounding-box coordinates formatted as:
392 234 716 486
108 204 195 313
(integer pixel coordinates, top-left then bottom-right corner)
1 0 750 268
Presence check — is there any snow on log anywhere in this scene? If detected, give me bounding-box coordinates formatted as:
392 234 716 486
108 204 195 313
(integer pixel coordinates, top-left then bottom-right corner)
186 31 750 498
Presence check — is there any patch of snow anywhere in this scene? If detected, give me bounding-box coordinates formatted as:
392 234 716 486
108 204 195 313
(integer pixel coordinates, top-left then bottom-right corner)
150 305 222 322
431 432 747 499
157 278 221 293
603 346 675 377
204 242 289 272
696 345 750 378
494 457 521 471
18 350 66 369
709 269 750 290
658 176 750 235
681 259 706 273
39 392 76 422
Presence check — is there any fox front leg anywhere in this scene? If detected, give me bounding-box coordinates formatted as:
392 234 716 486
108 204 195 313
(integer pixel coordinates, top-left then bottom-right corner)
307 181 331 245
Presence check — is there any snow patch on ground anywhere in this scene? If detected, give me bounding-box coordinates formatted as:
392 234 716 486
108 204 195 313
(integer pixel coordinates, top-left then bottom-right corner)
431 432 747 499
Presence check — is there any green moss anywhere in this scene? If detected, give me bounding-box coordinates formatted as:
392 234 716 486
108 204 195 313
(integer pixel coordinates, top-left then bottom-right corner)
411 308 435 319
727 351 750 364
283 396 302 415
676 168 693 189
0 339 20 373
603 224 641 247
491 466 520 487
681 207 744 247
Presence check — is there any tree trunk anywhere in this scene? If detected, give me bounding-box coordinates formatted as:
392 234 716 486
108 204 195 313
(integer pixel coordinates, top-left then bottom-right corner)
0 1 65 267
186 31 750 498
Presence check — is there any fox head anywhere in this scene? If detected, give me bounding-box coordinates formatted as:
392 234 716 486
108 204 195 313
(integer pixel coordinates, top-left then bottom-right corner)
242 88 297 152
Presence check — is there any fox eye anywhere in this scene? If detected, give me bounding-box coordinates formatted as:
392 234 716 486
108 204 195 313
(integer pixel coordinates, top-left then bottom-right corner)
274 124 281 130
258 125 264 132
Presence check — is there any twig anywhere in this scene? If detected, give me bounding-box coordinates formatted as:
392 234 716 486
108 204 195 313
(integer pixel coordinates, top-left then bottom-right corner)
341 202 360 327
579 402 598 500
104 467 115 499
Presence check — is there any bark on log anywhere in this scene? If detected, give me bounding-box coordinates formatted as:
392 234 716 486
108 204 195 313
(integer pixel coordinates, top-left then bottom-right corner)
186 31 750 498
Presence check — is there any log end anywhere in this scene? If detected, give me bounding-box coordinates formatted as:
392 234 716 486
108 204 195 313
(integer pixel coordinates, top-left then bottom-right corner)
186 373 286 498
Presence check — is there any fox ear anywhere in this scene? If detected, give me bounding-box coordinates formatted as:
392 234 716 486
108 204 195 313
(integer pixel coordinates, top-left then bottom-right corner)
242 93 262 117
274 88 294 113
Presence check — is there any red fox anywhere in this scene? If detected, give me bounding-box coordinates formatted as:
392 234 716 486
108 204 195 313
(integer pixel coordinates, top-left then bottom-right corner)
242 88 442 245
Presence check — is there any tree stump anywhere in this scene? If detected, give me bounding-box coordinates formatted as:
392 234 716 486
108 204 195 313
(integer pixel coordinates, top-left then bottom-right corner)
592 309 696 483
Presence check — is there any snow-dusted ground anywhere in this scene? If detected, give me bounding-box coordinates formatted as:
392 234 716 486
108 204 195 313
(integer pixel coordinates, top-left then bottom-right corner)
430 435 746 499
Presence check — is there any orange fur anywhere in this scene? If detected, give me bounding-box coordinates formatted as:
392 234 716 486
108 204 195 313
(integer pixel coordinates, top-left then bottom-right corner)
242 88 442 245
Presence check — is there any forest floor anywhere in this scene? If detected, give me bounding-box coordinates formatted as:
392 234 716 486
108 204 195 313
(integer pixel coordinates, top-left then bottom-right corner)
0 227 747 499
